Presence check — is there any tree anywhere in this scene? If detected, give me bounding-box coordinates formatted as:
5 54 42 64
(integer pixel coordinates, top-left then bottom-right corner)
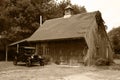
108 27 120 54
46 0 87 19
0 0 87 42
0 0 87 60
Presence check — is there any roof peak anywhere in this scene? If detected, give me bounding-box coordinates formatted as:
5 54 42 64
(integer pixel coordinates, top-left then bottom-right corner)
65 5 73 10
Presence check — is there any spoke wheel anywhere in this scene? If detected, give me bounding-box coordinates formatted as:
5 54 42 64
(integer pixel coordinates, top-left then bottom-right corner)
40 60 44 66
26 60 31 67
13 60 17 65
13 56 17 65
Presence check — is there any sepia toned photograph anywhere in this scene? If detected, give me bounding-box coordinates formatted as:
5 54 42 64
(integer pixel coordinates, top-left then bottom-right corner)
0 0 120 80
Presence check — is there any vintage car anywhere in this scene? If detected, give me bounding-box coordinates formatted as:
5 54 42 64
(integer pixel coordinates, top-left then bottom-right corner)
13 47 44 67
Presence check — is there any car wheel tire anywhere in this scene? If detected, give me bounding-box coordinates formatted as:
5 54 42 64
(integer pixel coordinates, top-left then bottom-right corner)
13 60 17 65
13 56 17 65
26 60 31 67
40 60 44 66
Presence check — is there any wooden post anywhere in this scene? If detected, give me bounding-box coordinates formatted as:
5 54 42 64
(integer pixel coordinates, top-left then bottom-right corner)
16 44 19 54
5 46 8 62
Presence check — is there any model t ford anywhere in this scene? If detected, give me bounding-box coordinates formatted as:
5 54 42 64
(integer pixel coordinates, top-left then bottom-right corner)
13 47 44 67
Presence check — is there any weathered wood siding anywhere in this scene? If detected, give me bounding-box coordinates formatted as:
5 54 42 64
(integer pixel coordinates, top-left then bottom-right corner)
97 23 113 61
36 39 88 64
84 16 113 65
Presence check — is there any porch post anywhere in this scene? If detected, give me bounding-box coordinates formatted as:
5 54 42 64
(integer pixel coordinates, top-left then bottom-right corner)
16 44 19 54
5 46 8 62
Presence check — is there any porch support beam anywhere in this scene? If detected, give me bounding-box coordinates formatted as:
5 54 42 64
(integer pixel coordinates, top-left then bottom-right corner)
5 46 8 62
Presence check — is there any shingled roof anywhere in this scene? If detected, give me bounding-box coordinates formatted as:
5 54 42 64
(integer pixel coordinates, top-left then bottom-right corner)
27 11 103 41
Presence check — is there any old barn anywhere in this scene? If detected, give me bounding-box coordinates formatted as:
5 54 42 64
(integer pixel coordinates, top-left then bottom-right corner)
9 6 113 65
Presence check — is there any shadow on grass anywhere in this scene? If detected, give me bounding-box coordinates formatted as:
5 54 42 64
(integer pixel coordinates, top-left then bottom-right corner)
95 63 120 71
15 63 40 67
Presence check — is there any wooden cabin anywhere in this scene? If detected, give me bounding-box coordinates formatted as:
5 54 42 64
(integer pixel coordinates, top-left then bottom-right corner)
9 6 113 65
27 10 113 65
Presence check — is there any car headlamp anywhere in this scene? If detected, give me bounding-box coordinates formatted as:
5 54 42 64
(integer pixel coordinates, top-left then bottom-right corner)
39 56 42 58
31 55 34 58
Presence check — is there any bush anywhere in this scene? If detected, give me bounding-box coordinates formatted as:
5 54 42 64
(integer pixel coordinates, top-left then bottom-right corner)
55 60 61 65
95 58 110 66
108 27 120 54
113 54 120 59
43 56 51 65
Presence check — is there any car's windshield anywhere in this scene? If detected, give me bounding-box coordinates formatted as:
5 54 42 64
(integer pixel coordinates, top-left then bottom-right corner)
20 47 35 54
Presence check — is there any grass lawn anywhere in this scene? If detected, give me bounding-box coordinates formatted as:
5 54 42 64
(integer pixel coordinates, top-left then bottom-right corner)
0 60 120 80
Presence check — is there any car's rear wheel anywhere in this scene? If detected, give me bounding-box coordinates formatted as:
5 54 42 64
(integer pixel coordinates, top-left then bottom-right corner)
13 56 17 65
39 60 44 66
13 60 17 65
26 60 31 67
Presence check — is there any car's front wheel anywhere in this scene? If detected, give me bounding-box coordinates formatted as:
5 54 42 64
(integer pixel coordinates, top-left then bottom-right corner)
26 59 31 67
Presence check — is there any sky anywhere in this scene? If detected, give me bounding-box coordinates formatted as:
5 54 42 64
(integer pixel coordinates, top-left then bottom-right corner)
57 0 120 32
